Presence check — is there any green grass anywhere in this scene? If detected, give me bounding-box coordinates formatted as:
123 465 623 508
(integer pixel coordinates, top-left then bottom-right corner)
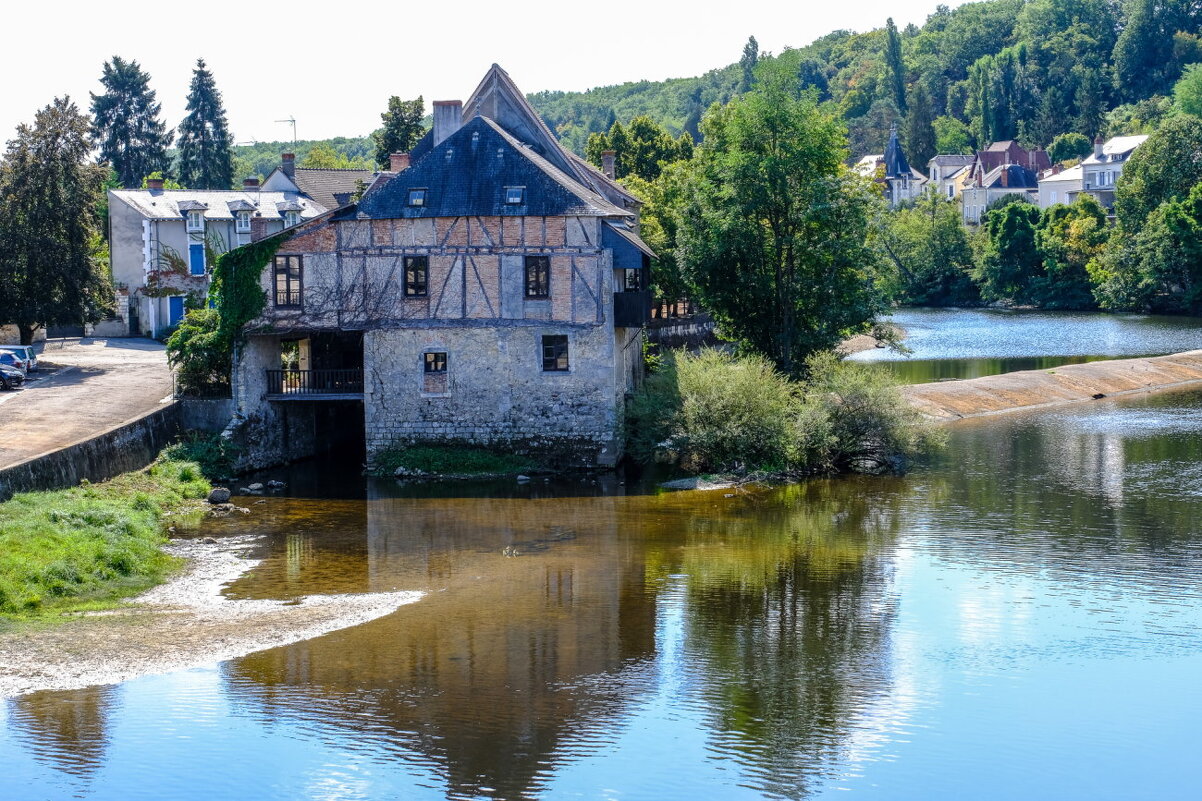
0 455 211 620
372 444 539 477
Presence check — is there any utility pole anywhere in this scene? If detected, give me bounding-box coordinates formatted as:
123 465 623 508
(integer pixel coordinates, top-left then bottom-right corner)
276 116 297 143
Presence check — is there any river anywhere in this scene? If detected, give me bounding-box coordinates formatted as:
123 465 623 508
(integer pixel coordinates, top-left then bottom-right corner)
5 313 1202 800
850 307 1202 382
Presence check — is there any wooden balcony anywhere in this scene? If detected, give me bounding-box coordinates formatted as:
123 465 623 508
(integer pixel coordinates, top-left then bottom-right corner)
613 290 652 328
266 368 364 400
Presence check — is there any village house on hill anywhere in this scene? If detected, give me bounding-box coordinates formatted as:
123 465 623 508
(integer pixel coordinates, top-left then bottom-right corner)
1079 134 1148 211
226 64 653 471
108 167 365 338
855 123 927 208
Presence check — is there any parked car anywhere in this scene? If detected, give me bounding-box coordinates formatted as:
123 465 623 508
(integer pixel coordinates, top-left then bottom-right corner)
0 362 24 390
0 351 28 375
0 345 37 372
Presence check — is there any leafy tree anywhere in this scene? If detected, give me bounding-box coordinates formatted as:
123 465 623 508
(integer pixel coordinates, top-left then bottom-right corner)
1048 132 1092 163
165 307 229 396
797 58 831 101
90 56 173 189
1102 96 1174 137
1113 0 1194 103
1172 62 1202 116
932 116 973 154
141 170 182 189
301 142 372 169
976 200 1043 302
740 36 760 92
0 98 111 344
373 96 425 169
885 18 908 113
177 58 234 189
1114 114 1202 230
676 63 886 373
903 83 937 167
1031 194 1108 308
586 116 691 182
622 163 691 303
878 191 979 305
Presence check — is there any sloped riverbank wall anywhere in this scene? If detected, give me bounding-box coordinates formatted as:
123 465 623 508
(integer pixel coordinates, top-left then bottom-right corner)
905 350 1202 420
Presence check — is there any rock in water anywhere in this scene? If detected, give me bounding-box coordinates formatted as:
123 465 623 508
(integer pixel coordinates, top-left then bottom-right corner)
247 483 264 492
207 488 232 504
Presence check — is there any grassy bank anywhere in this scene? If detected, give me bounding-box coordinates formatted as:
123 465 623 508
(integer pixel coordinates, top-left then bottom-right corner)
372 444 541 478
0 455 211 620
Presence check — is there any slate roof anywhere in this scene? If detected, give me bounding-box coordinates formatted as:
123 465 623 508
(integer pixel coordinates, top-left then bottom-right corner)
1039 164 1084 184
883 124 911 178
110 189 325 222
980 164 1040 189
291 167 375 212
1081 135 1149 166
352 116 629 220
928 154 976 169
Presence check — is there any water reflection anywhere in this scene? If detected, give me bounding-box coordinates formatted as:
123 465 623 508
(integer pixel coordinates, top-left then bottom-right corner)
6 686 116 779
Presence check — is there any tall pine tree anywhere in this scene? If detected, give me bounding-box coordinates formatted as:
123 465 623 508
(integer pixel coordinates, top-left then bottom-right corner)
90 56 173 189
0 98 110 344
176 59 233 189
885 18 908 113
740 36 760 93
904 83 937 167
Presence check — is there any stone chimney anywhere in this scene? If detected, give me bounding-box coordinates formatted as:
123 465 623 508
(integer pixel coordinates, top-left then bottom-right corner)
243 177 260 190
389 152 411 172
281 152 296 179
1000 165 1009 188
601 150 616 180
1094 134 1104 159
433 100 463 146
250 216 270 243
146 177 164 191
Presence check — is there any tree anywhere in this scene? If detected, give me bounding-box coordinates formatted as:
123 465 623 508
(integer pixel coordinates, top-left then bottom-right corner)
932 116 973 154
740 36 760 92
797 58 831 101
1173 62 1202 116
1112 0 1191 102
1047 132 1092 163
586 116 690 182
1114 114 1202 230
676 63 886 373
1031 194 1108 308
90 56 173 189
976 200 1043 302
301 142 372 169
903 83 937 167
373 96 425 169
878 191 979 305
885 18 908 113
0 98 111 344
176 58 234 189
622 163 691 304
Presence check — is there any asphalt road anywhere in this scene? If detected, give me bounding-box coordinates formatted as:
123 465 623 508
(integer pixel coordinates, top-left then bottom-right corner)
0 337 173 469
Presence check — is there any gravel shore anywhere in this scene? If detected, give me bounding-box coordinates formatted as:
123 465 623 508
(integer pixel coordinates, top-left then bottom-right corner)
0 536 421 698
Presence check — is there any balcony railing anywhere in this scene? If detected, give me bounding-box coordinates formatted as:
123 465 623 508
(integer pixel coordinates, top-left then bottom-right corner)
274 290 302 308
266 368 363 397
613 290 652 328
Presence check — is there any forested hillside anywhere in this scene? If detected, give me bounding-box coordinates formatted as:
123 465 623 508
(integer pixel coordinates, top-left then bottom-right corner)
529 0 1200 161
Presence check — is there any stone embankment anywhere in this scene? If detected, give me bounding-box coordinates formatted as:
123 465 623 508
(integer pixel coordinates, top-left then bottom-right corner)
905 350 1202 420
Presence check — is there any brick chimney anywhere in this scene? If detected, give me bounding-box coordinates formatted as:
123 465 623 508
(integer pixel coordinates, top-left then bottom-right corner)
1093 135 1104 159
281 152 296 179
250 215 270 243
389 152 411 172
243 177 260 190
601 150 616 180
146 177 164 191
1000 165 1009 188
433 100 463 146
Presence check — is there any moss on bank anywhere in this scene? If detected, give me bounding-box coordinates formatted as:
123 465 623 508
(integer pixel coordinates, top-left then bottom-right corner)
0 456 211 620
371 444 542 478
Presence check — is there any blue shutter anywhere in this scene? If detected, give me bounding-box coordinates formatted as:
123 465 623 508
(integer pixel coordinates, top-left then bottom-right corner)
189 243 205 275
168 296 185 327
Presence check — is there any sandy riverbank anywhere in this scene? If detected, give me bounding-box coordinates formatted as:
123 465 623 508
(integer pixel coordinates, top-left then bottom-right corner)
0 535 422 698
838 322 906 356
904 349 1202 419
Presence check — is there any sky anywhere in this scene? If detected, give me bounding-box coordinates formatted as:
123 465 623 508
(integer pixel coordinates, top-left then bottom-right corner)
2 0 963 146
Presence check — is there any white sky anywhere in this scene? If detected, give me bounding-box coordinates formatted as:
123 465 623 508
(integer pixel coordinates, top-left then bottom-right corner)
3 0 960 146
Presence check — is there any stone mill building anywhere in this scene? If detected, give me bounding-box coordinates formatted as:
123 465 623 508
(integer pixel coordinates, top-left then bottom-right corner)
228 65 653 469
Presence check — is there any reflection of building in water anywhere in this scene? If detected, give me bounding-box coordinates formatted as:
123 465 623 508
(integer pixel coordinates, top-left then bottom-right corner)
1042 417 1127 507
6 686 117 780
223 491 657 800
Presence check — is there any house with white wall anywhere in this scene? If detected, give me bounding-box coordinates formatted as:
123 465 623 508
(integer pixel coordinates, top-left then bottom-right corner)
1037 164 1084 208
1080 135 1148 211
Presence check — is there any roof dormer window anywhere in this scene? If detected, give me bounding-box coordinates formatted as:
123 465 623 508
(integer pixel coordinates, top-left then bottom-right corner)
186 210 205 232
505 187 525 205
236 210 252 232
408 188 427 207
284 210 300 228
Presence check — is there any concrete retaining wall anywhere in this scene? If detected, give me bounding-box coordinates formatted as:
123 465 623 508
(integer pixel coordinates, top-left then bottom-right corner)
179 398 236 433
905 350 1202 420
0 403 181 501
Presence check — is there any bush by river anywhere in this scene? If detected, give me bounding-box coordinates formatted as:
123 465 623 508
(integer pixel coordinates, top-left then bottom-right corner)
627 349 943 476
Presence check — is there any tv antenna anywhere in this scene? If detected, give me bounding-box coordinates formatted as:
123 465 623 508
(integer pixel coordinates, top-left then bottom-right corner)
276 117 297 143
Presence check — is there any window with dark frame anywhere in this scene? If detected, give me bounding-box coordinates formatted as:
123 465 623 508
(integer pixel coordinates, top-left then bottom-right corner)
541 335 569 372
273 255 303 308
424 351 447 373
408 188 427 207
505 186 525 204
405 256 429 296
423 351 448 394
623 268 642 292
525 255 550 298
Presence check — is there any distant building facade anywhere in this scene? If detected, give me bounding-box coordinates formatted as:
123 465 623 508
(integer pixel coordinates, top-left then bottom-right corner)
855 124 927 208
1079 135 1148 211
960 164 1041 224
1037 164 1084 208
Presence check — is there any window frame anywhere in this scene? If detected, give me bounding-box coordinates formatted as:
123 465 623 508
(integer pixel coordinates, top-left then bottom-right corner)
408 188 427 207
186 210 205 232
424 351 448 374
236 210 252 232
524 255 550 299
188 242 206 276
541 334 570 372
273 254 303 309
504 186 525 205
405 255 429 297
283 210 301 228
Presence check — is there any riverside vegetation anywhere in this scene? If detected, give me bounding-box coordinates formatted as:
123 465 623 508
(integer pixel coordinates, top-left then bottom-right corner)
0 453 211 620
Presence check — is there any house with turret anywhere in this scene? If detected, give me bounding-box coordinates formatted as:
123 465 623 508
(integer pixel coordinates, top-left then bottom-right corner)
225 65 652 471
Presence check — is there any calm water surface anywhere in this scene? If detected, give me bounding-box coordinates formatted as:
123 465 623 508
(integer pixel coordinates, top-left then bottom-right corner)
5 391 1202 799
850 307 1202 382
